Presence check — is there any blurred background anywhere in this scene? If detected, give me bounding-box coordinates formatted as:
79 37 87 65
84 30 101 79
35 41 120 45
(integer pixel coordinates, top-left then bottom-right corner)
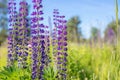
0 0 120 46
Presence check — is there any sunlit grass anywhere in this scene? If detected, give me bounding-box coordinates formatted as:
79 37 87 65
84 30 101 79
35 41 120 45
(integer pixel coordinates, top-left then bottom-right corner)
0 45 7 70
0 43 120 80
67 43 120 80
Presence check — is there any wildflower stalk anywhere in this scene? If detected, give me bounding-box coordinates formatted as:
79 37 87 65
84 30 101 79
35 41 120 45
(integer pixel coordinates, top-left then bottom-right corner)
31 0 47 79
44 26 50 66
52 9 59 74
7 0 17 66
53 9 68 80
17 0 29 68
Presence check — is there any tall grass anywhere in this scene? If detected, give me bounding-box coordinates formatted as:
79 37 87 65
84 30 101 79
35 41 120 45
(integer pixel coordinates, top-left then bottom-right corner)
0 46 7 70
0 43 120 80
67 43 120 80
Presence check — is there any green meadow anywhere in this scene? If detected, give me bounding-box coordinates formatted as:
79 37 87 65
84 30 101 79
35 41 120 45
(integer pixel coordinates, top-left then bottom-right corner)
0 43 120 80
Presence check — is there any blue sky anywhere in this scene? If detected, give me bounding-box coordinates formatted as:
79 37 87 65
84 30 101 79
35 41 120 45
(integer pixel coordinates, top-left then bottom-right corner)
18 0 120 38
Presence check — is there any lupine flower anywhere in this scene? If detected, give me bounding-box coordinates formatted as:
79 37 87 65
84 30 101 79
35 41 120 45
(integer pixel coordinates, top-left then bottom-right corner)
16 0 29 68
7 0 17 66
31 0 47 79
43 26 50 66
53 9 68 80
105 28 116 45
52 9 59 56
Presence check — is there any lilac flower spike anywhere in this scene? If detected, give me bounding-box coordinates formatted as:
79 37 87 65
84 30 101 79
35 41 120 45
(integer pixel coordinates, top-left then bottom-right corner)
31 0 47 79
7 0 17 66
53 9 68 80
16 0 29 69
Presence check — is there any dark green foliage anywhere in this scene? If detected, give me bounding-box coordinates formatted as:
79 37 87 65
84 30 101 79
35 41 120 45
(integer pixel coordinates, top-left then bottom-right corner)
90 27 101 43
43 66 57 80
0 65 31 80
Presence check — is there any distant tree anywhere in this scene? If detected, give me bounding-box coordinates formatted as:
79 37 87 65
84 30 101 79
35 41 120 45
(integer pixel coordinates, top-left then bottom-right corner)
0 0 7 30
67 16 82 43
90 27 101 42
91 27 99 38
0 0 7 45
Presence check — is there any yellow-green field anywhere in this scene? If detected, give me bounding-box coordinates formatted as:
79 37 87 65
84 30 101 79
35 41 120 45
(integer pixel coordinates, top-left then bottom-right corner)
0 45 7 69
0 43 120 80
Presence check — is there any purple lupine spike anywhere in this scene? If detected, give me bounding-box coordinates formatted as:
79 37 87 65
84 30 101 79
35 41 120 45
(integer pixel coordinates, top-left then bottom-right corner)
38 24 50 79
52 10 59 50
31 0 47 79
105 28 116 44
31 0 50 79
16 0 29 68
7 0 17 66
107 28 115 37
61 18 68 80
52 10 60 75
44 26 50 66
53 9 62 79
53 9 68 80
39 40 46 79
